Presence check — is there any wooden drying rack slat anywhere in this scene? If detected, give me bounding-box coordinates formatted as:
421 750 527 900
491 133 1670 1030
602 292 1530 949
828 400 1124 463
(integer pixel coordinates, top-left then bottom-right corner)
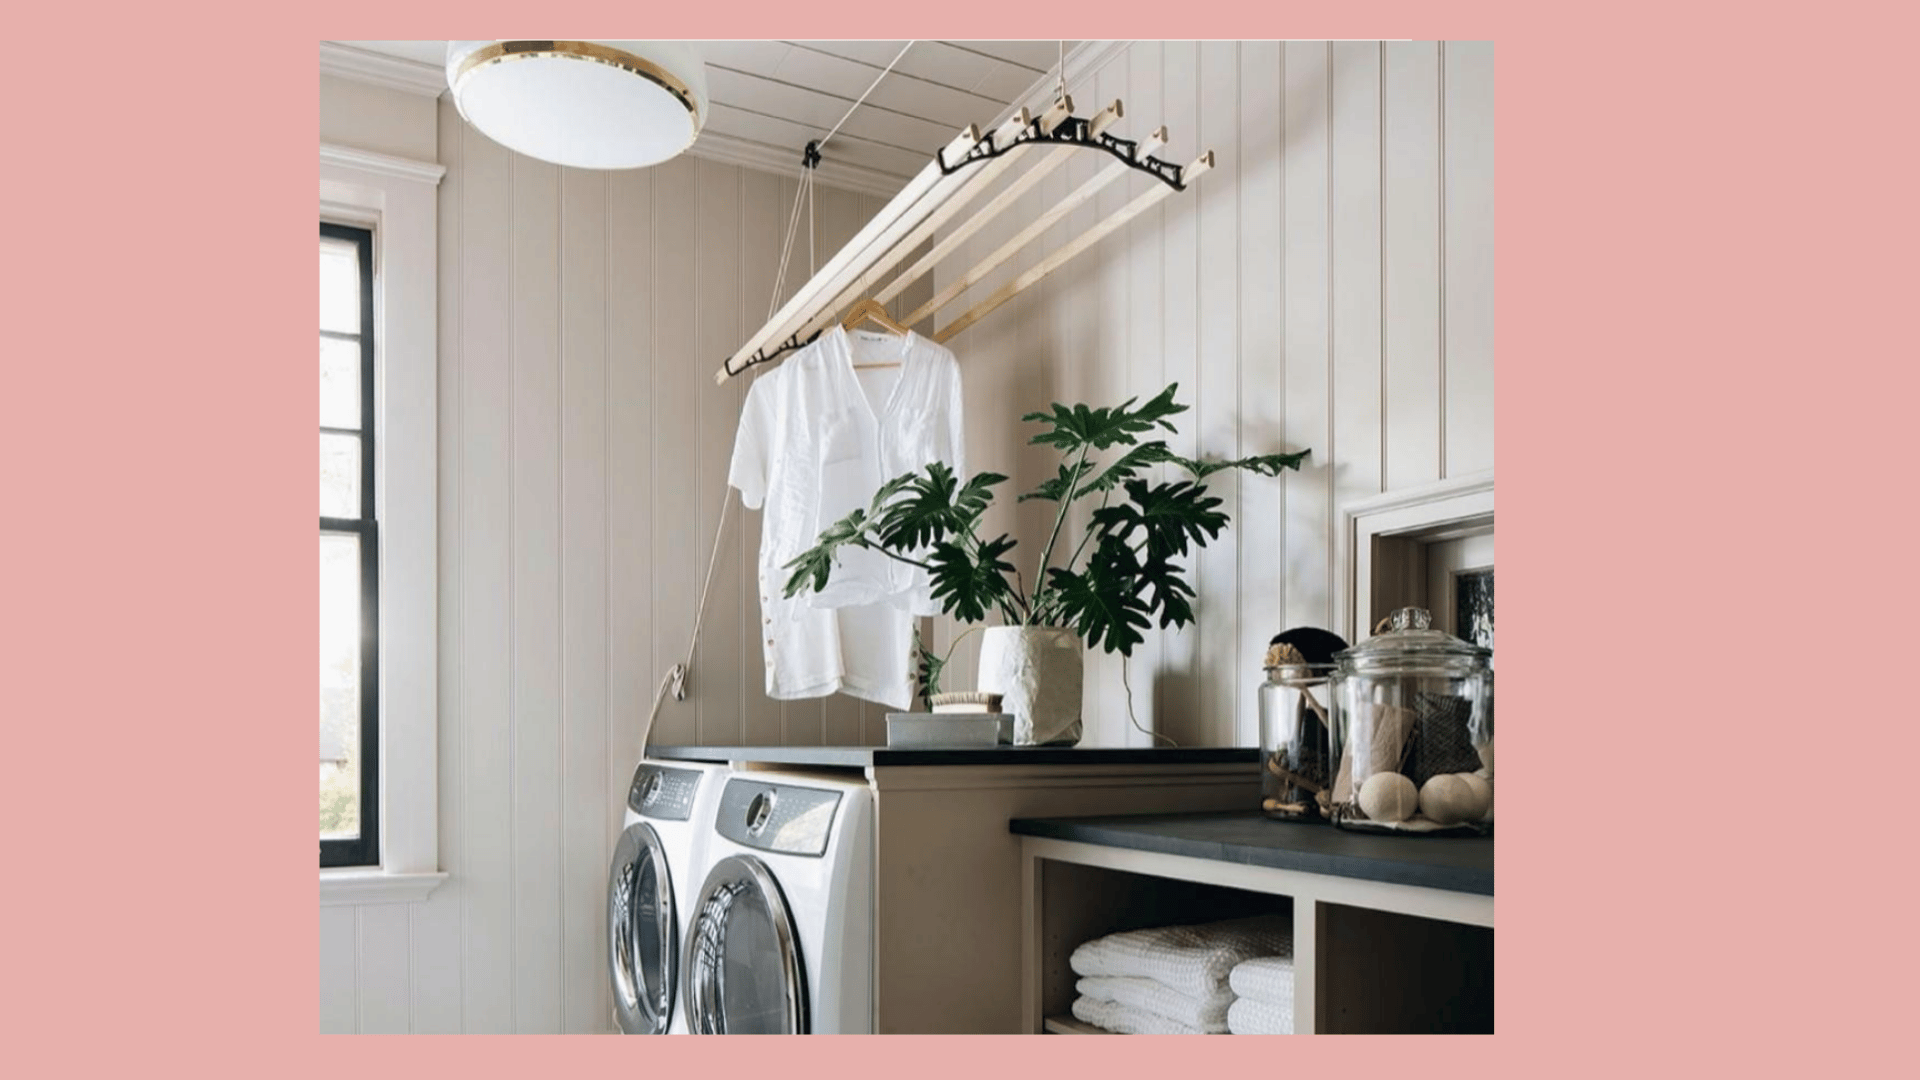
773 102 1071 360
874 100 1124 310
716 99 1210 383
716 123 986 384
905 124 1169 330
934 152 1213 343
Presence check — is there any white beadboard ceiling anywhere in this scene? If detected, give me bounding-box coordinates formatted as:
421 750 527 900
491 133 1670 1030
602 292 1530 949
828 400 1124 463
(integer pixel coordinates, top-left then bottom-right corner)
328 41 1081 192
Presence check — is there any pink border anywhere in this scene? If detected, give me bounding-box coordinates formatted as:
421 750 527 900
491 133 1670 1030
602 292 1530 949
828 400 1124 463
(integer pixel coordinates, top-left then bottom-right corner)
12 1 1900 1067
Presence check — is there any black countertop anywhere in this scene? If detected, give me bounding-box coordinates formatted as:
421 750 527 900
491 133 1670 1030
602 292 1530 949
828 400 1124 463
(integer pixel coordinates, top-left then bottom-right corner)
645 745 1260 768
1010 811 1494 896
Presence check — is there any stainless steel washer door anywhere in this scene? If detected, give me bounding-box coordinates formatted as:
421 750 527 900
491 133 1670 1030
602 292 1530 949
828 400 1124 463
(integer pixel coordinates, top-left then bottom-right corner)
682 854 807 1034
607 823 677 1034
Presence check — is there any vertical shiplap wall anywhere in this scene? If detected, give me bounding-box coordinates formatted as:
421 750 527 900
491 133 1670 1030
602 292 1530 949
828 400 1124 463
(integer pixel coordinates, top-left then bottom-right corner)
319 95 922 1032
320 41 1488 1032
929 41 1493 750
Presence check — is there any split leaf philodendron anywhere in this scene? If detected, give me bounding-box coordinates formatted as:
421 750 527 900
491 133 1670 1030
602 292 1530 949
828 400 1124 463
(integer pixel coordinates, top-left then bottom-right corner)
782 384 1308 697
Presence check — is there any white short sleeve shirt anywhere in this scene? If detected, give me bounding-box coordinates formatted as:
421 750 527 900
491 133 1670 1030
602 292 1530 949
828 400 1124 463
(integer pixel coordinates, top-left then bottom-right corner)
728 326 967 710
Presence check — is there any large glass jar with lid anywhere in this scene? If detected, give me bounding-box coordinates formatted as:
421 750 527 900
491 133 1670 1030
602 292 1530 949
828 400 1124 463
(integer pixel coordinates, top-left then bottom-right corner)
1329 607 1493 834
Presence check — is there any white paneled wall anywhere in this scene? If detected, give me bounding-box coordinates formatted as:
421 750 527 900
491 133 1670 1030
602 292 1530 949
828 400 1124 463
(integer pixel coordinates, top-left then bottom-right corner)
928 41 1493 750
320 97 921 1033
318 40 1490 1033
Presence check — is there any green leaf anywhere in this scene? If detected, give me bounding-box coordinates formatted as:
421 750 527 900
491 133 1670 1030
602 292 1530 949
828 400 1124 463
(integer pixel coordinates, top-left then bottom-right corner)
1174 448 1311 480
915 637 946 705
1089 478 1229 561
1044 560 1153 655
1081 440 1178 496
867 471 918 509
1137 555 1197 629
781 507 872 598
873 464 1007 550
1018 462 1082 503
1022 383 1189 453
779 470 924 599
927 534 1020 625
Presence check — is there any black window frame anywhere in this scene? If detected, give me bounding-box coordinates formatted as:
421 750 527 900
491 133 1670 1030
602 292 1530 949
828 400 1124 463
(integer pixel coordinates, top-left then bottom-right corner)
321 221 380 869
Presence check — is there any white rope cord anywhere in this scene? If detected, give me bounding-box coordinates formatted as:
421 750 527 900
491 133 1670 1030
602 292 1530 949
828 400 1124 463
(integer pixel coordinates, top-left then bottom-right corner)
822 41 915 150
638 488 735 751
641 44 920 751
769 170 809 319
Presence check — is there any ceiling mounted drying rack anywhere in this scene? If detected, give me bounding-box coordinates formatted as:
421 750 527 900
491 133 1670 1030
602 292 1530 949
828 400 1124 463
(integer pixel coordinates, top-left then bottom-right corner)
640 58 1220 754
715 94 1214 383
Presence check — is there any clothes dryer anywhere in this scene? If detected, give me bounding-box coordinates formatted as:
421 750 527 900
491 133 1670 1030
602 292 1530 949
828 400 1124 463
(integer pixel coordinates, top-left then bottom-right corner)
607 759 729 1034
682 772 875 1033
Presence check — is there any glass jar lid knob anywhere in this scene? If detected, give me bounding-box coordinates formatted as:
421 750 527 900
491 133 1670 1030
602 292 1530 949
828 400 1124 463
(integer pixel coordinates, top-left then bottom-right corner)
1386 607 1431 633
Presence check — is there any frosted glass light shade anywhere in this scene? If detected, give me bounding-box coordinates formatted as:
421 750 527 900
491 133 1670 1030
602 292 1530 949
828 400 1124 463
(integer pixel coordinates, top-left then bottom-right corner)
445 41 707 169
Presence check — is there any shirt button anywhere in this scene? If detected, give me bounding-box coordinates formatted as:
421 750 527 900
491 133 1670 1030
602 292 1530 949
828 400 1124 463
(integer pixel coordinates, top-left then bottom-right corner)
766 638 775 647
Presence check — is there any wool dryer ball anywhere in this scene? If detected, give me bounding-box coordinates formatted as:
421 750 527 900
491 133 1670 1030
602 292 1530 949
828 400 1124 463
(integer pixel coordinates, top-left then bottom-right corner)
1357 771 1419 823
1455 772 1493 820
1419 774 1483 825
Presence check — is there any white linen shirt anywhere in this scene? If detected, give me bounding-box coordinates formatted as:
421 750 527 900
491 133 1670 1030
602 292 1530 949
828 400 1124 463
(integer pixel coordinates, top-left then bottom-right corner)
728 326 966 710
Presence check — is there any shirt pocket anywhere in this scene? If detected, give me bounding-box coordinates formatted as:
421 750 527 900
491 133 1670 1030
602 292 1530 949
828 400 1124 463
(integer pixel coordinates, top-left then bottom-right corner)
890 406 948 475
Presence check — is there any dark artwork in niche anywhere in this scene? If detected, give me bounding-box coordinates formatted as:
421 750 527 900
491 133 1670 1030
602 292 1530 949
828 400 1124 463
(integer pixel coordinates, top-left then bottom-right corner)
1457 569 1494 655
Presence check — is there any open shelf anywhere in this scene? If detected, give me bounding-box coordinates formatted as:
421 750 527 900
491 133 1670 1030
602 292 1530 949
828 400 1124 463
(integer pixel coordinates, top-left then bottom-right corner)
1036 861 1293 1033
1021 828 1494 1034
1316 902 1493 1033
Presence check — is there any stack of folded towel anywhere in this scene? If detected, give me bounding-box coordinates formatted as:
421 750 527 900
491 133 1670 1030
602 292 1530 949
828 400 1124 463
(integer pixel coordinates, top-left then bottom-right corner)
1226 956 1295 1034
1069 915 1292 1034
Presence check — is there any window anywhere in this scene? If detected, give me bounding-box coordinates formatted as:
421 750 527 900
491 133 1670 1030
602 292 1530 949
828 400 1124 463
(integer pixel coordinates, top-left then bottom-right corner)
319 143 443 902
320 222 379 868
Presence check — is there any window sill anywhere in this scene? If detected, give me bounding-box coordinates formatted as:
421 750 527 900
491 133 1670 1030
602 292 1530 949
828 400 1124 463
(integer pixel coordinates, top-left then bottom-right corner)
319 869 448 906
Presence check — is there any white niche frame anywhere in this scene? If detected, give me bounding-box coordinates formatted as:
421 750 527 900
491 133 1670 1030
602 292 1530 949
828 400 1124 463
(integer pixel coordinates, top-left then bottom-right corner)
1335 471 1494 646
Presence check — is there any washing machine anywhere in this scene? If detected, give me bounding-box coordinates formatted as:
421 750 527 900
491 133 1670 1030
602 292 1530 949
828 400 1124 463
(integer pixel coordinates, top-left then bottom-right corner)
681 772 875 1033
607 759 729 1034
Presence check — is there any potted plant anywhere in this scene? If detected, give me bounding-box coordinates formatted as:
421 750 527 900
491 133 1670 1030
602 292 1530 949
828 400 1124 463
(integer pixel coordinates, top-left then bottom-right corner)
783 383 1308 745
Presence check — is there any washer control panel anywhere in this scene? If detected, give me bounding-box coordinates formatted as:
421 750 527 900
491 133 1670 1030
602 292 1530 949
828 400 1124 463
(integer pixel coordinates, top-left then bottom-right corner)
628 764 702 820
715 779 841 857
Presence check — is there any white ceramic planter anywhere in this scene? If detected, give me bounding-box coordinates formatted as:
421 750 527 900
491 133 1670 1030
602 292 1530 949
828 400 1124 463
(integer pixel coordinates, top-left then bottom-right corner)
977 626 1083 746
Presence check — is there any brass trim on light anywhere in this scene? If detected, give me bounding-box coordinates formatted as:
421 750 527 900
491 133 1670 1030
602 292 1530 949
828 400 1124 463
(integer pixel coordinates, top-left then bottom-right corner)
452 40 702 132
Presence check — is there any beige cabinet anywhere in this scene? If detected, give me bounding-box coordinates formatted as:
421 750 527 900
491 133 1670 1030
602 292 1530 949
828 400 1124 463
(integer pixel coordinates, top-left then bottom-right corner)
868 761 1257 1032
654 747 1261 1033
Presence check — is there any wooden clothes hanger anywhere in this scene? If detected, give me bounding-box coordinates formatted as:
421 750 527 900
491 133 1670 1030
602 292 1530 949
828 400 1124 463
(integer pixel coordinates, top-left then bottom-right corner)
840 298 908 369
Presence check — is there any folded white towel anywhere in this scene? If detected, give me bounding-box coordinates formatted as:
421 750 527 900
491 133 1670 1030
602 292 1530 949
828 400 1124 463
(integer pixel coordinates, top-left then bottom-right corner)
1076 976 1233 1032
1228 956 1296 1004
1226 996 1294 1035
1069 915 1294 1000
1072 995 1209 1035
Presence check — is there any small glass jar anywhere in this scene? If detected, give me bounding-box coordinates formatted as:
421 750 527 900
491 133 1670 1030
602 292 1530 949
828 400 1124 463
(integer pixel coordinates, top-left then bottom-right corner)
1258 660 1340 822
1330 607 1493 834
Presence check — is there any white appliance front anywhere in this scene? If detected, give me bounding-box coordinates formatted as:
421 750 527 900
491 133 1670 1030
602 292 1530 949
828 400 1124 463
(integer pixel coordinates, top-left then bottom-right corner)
608 760 728 1034
682 773 875 1034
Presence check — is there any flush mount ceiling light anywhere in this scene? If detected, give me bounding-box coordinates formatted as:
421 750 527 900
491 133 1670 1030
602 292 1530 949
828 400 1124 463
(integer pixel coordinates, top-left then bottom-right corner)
445 41 708 170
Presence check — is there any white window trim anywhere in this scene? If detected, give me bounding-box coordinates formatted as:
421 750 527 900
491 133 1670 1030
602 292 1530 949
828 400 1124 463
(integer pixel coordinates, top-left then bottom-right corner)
320 143 445 905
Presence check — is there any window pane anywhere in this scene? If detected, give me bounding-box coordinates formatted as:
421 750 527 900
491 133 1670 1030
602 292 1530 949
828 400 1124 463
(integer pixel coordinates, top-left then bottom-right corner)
320 534 361 841
321 433 361 517
320 237 361 333
321 336 361 429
